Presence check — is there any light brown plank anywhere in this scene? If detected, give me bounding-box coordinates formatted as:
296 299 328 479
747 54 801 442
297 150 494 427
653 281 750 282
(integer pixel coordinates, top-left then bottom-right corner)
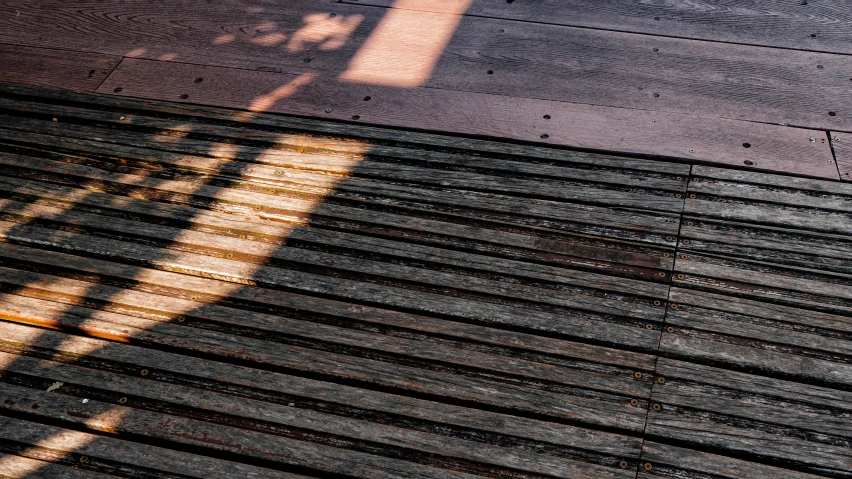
96 58 838 178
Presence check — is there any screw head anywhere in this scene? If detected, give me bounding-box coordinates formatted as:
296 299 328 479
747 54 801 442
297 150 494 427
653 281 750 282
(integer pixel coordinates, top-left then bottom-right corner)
630 399 639 406
634 372 643 379
666 326 675 333
79 456 89 464
140 369 149 376
670 303 679 310
118 397 128 404
325 108 332 113
809 137 816 142
657 377 666 384
645 324 654 330
644 463 653 471
620 461 629 469
653 403 662 411
652 47 659 52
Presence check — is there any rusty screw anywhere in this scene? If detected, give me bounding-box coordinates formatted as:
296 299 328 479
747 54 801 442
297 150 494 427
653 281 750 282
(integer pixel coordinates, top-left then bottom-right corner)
677 274 685 280
666 326 675 333
619 461 629 469
645 324 654 330
653 403 662 411
670 303 679 310
140 369 149 377
630 399 639 407
657 377 666 384
653 300 661 306
79 456 89 464
118 397 127 404
226 253 234 259
644 463 653 471
634 372 643 379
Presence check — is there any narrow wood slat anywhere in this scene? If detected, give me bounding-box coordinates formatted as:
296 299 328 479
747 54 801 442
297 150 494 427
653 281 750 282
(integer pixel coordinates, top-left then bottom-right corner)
0 321 644 474
0 454 119 479
834 131 852 181
645 358 852 477
0 351 636 478
638 442 828 479
95 59 838 178
0 417 299 479
346 0 852 55
0 240 657 372
0 382 487 479
662 287 852 391
0 44 118 93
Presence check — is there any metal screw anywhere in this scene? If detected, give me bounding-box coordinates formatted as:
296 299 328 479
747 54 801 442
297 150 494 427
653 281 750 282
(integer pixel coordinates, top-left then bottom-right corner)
676 176 682 180
275 170 283 175
498 28 505 33
620 461 629 469
657 377 666 384
652 47 659 52
686 221 693 226
653 403 662 411
675 193 682 198
665 236 674 241
653 93 660 98
177 315 185 323
190 295 198 300
325 108 332 113
118 397 127 404
630 399 639 406
811 33 817 38
829 111 836 116
680 254 688 259
653 300 661 306
543 114 551 119
657 272 665 277
330 12 337 17
809 137 816 142
817 65 824 69
644 463 653 471
140 369 149 377
677 274 685 279
670 303 679 310
634 372 643 379
666 326 675 333
540 134 550 139
689 149 695 153
109 75 115 80
79 456 89 464
689 194 696 199
116 66 122 70
693 178 700 182
226 253 234 259
645 324 654 330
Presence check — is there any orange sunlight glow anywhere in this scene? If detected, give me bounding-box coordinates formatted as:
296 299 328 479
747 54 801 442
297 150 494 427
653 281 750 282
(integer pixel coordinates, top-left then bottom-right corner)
287 13 363 53
247 72 316 113
340 0 473 87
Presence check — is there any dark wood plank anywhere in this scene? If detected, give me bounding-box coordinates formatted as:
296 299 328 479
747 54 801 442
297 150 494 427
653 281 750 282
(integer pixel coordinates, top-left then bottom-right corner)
94 59 839 178
644 358 852 477
0 321 643 477
346 0 852 55
0 417 299 479
4 1 852 134
638 442 828 479
833 131 852 181
0 44 118 92
0 455 120 479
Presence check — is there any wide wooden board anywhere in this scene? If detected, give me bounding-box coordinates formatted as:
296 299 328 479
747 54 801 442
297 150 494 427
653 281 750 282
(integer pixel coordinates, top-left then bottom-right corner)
0 44 118 92
94 59 838 178
346 0 852 55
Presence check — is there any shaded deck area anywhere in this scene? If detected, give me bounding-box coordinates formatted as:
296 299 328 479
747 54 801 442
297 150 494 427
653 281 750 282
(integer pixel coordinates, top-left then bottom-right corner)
0 85 848 478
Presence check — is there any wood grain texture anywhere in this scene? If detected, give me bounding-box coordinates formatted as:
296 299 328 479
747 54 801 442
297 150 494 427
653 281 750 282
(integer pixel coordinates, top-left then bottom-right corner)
0 417 300 479
1 0 850 133
638 441 829 479
96 58 838 178
833 131 852 181
346 0 852 55
0 44 117 92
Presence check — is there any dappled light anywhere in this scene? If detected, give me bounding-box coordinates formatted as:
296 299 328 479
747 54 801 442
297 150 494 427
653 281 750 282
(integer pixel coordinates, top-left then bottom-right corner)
286 13 363 52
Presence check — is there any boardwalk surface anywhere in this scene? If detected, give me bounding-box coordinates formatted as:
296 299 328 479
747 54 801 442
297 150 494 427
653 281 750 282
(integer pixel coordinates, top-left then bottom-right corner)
0 84 847 478
0 1 850 477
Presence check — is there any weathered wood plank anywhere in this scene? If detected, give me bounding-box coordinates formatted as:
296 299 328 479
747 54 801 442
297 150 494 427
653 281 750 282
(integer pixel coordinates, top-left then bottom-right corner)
0 321 644 468
645 358 852 477
346 0 852 55
0 351 637 477
0 44 117 93
0 454 119 479
0 382 490 479
662 287 852 389
96 59 838 178
638 441 828 479
0 240 657 371
0 417 301 479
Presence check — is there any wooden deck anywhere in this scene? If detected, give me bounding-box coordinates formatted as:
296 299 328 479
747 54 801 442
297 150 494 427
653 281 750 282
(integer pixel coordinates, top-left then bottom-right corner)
0 2 850 478
0 83 847 478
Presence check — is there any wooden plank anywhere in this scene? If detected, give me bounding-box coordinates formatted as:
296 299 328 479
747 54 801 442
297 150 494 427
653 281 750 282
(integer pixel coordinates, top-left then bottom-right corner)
0 44 118 92
346 0 852 55
0 454 119 479
5 0 852 134
638 442 828 479
833 131 852 181
95 59 839 178
645 358 852 477
661 287 852 389
0 417 300 479
0 83 688 175
0 321 643 475
0 351 637 478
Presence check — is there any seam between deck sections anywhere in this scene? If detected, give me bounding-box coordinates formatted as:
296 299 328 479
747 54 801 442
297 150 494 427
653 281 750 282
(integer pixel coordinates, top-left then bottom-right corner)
92 58 123 93
827 131 843 179
636 164 691 477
